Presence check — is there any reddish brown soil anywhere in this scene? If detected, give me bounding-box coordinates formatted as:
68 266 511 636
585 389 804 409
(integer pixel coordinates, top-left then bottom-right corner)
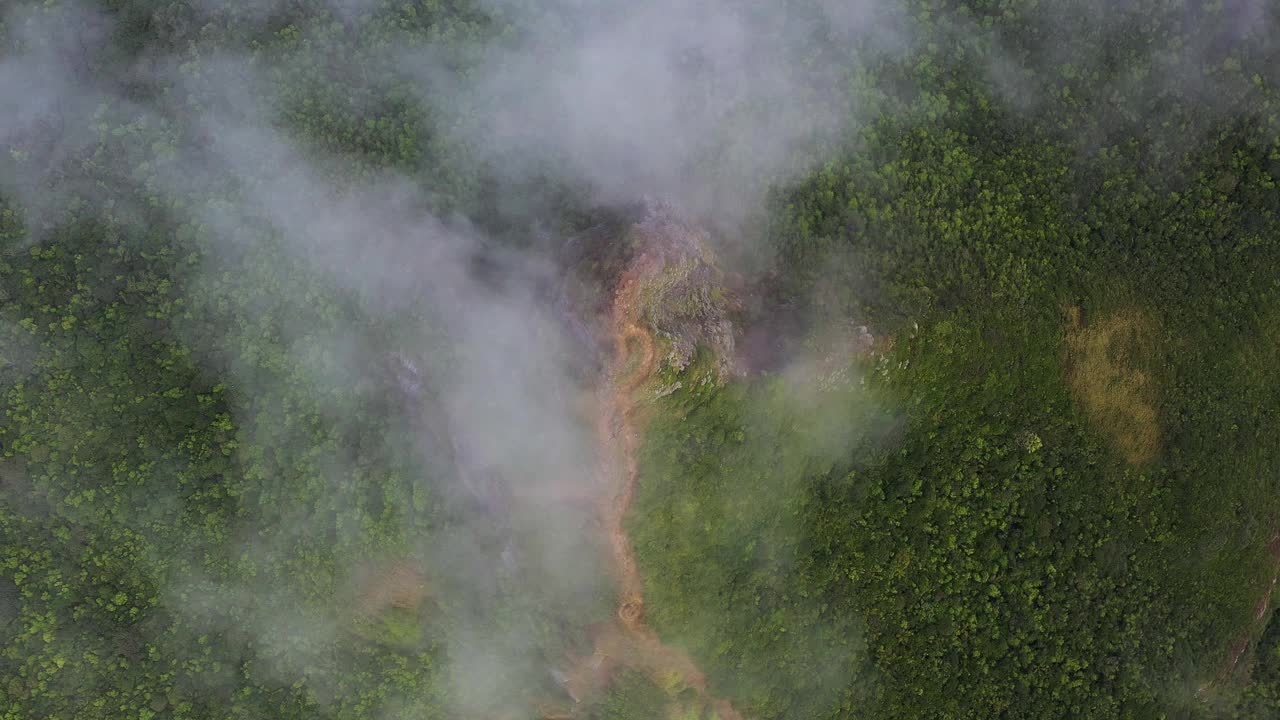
354 562 430 619
553 252 744 719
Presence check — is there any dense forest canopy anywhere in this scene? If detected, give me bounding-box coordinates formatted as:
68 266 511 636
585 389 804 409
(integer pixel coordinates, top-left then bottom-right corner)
2 0 1280 718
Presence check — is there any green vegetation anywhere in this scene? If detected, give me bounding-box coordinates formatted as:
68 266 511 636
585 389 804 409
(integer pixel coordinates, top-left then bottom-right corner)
633 7 1280 713
3 0 1280 719
633 350 886 719
586 671 669 720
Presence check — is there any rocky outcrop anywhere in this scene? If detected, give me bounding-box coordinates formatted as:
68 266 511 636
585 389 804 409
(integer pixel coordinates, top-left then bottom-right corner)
623 201 738 378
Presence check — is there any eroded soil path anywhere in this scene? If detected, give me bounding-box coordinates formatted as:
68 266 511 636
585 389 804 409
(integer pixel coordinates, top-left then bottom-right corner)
558 256 744 719
1198 531 1280 698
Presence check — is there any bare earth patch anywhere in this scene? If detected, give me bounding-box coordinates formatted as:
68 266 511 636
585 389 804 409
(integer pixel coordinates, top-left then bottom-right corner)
1063 305 1161 466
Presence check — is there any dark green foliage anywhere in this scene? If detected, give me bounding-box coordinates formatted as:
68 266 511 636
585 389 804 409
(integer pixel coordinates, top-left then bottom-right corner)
4 0 1280 719
632 4 1280 716
1225 613 1280 718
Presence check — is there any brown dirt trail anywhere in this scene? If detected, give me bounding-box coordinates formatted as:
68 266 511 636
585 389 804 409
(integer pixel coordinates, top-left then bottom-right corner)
560 257 744 719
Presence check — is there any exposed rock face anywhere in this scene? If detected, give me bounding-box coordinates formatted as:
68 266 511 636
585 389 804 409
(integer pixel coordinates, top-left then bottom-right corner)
549 198 738 379
624 200 738 377
854 324 875 352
